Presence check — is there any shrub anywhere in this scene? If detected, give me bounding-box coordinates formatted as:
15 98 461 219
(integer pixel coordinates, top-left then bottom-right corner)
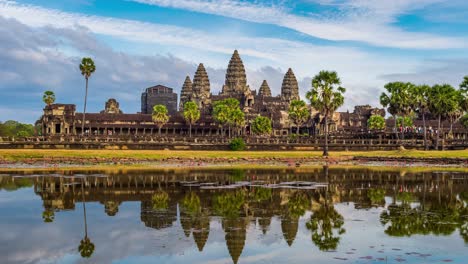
367 115 386 130
229 137 246 151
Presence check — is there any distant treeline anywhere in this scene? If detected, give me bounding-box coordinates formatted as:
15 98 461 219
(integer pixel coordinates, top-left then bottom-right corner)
0 120 37 137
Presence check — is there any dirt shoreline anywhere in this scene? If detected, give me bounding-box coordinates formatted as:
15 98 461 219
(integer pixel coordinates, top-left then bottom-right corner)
1 155 467 171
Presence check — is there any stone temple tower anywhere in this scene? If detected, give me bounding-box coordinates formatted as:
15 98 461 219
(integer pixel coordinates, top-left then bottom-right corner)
281 68 299 101
179 76 193 111
192 63 211 110
258 80 272 97
221 50 250 96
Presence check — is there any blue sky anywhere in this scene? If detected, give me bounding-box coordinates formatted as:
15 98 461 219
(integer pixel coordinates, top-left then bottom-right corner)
1 0 468 123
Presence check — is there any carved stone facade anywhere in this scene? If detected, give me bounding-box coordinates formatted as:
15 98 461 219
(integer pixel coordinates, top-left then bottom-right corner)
101 98 122 114
40 50 384 136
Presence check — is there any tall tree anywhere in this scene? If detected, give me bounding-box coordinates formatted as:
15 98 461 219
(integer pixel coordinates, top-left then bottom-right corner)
213 102 229 136
213 98 243 138
230 108 245 137
306 71 346 156
288 100 310 135
183 101 200 137
42 91 56 106
79 58 96 135
251 116 272 136
380 82 414 141
411 85 430 150
428 84 459 150
152 105 170 135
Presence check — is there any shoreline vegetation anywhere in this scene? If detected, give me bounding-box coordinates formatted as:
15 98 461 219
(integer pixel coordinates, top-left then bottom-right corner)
0 149 467 171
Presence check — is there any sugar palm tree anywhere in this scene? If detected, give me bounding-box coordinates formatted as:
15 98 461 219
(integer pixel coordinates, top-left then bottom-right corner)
428 84 459 150
79 58 96 135
411 85 430 150
380 82 414 141
306 71 346 156
78 176 95 258
183 101 200 137
152 105 170 135
42 91 56 106
288 99 310 135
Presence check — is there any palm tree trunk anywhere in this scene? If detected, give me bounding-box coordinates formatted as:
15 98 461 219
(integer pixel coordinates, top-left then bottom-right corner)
81 177 88 238
422 113 427 151
436 114 441 150
228 125 231 138
401 115 405 141
323 115 329 156
189 123 192 138
81 77 89 136
158 126 161 135
393 115 398 141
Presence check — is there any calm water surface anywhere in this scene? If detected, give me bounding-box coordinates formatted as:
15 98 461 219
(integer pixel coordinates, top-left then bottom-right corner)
0 168 467 264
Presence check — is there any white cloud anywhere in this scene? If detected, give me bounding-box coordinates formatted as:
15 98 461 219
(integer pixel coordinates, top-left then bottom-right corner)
132 0 466 49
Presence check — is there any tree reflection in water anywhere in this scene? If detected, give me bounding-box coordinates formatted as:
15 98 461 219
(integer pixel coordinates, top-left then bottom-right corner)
152 190 169 210
380 190 468 239
306 202 345 251
78 176 94 258
42 209 55 223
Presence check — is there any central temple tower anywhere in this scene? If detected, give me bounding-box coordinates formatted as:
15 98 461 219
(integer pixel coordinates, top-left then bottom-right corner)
221 50 250 96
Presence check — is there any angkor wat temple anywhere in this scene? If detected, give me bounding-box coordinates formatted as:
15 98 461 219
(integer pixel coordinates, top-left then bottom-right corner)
40 50 384 137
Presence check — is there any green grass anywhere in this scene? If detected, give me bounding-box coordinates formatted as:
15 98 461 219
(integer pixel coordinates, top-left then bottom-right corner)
0 149 467 161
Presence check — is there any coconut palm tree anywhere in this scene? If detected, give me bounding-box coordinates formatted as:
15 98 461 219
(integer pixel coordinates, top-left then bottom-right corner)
230 108 245 137
42 91 56 106
183 101 200 138
411 85 430 150
288 99 310 135
306 71 346 156
79 58 96 135
152 105 170 135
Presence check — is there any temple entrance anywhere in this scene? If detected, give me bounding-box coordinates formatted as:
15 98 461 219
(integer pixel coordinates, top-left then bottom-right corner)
55 123 61 134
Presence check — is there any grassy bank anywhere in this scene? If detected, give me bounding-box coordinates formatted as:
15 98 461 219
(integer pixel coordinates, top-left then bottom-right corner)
0 149 467 161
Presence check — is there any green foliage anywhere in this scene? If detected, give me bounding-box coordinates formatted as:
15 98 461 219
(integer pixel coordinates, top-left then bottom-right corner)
79 58 96 79
0 120 35 137
251 116 272 136
250 187 272 202
181 192 201 216
380 82 415 117
367 188 386 205
380 203 465 237
367 115 386 130
42 209 55 223
78 237 95 258
288 100 310 132
396 116 413 127
411 84 430 115
213 190 246 218
229 137 246 151
152 190 169 210
307 71 346 116
0 177 33 191
213 98 245 133
230 169 246 182
306 204 345 251
152 105 170 132
428 84 459 119
42 91 56 106
287 192 309 218
183 101 200 125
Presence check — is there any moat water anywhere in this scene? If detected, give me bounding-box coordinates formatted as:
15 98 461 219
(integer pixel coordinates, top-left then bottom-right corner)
0 168 467 264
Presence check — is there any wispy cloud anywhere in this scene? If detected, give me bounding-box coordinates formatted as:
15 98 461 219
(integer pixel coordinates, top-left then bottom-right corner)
132 0 466 49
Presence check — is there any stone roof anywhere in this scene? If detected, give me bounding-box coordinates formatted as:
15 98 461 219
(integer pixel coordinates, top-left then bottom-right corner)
281 68 299 101
258 80 272 97
180 76 193 111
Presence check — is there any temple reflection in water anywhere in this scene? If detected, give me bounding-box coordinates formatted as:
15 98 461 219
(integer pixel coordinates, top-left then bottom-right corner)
0 168 467 264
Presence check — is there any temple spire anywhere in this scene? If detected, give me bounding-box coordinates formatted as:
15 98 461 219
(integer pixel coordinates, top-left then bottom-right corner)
221 50 249 96
281 68 299 101
258 80 272 97
179 76 193 111
192 63 211 110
